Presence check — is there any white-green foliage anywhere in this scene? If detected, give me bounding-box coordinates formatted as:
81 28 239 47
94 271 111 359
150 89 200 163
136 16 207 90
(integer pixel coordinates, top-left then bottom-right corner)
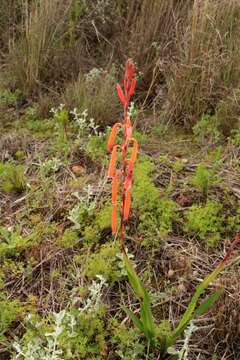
13 312 66 360
40 158 62 178
70 108 101 137
79 275 106 313
128 101 137 119
50 104 68 138
168 322 198 359
13 276 107 359
68 185 96 230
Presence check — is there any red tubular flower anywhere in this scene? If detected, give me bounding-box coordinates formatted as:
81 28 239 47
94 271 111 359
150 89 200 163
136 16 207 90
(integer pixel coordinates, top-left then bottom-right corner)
124 190 131 221
112 174 119 205
107 122 122 151
107 145 121 178
116 84 127 108
112 205 118 234
128 78 137 99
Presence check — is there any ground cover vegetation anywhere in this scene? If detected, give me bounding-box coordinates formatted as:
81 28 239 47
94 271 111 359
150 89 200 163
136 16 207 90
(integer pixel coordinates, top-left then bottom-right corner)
0 1 240 359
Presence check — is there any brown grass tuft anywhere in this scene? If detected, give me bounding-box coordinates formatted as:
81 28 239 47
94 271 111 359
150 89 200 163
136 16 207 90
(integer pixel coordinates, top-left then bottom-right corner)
63 66 120 125
7 0 73 94
165 0 240 126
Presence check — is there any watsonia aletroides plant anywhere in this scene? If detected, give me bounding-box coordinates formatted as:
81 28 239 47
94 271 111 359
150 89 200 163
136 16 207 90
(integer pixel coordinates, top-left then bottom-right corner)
106 60 240 355
107 58 138 249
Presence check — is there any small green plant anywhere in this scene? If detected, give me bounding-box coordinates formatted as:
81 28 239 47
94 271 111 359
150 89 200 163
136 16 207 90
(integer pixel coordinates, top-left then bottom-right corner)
0 298 23 341
0 162 25 193
25 118 54 139
86 133 108 162
40 158 62 178
82 242 123 282
231 128 240 147
192 163 213 198
57 228 79 248
68 186 96 230
50 103 69 141
192 147 222 198
110 319 145 360
185 201 223 247
0 226 38 258
152 121 169 138
68 202 96 230
193 114 221 144
0 88 21 108
172 159 184 173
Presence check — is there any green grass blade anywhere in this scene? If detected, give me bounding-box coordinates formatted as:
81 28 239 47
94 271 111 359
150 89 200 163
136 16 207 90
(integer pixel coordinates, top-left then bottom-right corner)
140 293 156 342
166 235 239 348
167 261 225 346
122 306 144 333
194 291 222 318
123 254 145 299
123 254 156 343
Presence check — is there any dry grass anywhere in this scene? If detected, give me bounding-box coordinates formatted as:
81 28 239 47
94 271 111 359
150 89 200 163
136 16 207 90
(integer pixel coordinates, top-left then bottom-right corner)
7 0 73 94
120 0 192 105
2 0 240 128
63 66 120 125
165 0 240 126
0 0 22 54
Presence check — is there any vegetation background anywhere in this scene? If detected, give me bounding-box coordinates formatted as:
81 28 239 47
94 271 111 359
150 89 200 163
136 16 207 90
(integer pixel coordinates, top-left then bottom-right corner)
0 1 239 359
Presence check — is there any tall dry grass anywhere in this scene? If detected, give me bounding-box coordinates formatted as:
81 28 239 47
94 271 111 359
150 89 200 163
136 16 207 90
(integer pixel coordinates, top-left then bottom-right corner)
0 1 22 56
120 0 192 104
7 0 73 94
63 66 120 125
1 0 240 129
164 0 240 126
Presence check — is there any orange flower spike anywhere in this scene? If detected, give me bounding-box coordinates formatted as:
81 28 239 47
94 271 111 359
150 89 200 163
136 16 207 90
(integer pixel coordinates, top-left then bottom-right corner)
107 122 122 152
124 190 131 221
107 145 120 178
112 174 119 205
112 205 118 234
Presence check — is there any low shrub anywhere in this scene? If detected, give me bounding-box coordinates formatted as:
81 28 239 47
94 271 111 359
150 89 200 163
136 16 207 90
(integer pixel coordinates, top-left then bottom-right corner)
132 158 179 246
184 201 224 248
0 162 25 193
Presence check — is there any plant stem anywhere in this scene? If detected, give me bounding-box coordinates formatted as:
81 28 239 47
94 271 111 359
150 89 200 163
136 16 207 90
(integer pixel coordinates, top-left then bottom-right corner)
146 341 150 360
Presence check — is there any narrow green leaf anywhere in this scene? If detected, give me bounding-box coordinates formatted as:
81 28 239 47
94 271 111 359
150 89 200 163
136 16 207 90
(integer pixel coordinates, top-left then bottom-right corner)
140 301 156 343
167 262 225 347
122 306 144 332
123 254 145 299
142 290 156 334
194 291 222 318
